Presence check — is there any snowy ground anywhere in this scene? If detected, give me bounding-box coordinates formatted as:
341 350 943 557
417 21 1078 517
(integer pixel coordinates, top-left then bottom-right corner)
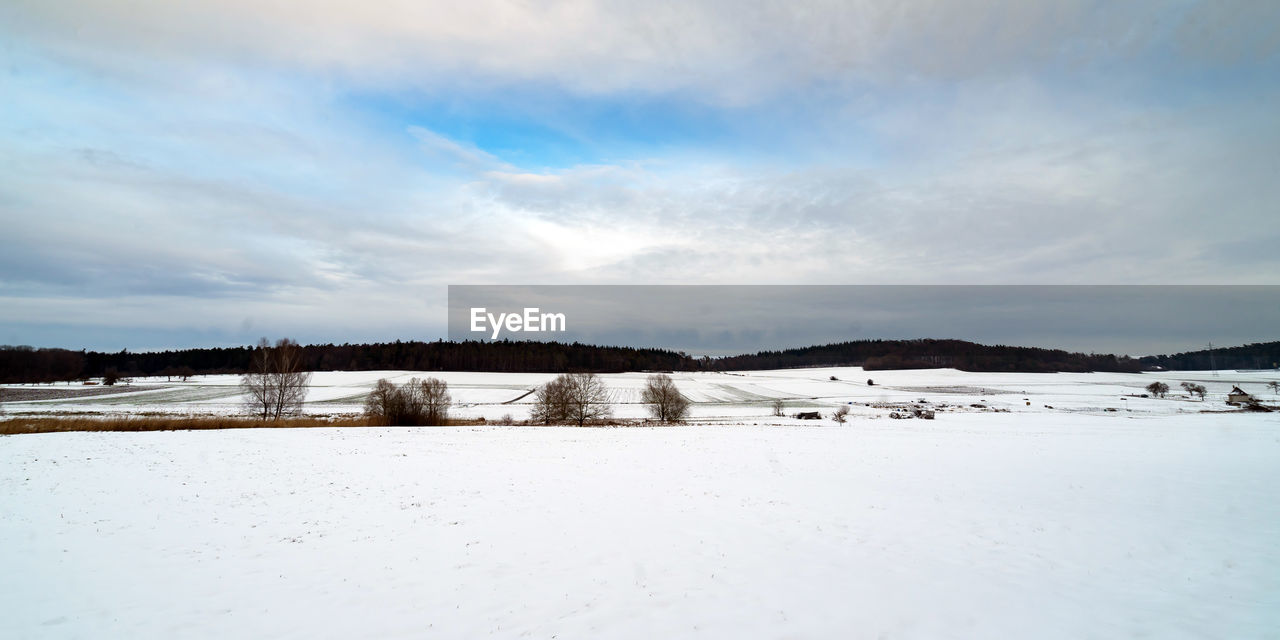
4 366 1279 422
2 368 1279 638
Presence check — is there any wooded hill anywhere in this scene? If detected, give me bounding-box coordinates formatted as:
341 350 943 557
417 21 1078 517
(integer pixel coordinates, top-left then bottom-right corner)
1138 341 1280 371
12 337 1273 383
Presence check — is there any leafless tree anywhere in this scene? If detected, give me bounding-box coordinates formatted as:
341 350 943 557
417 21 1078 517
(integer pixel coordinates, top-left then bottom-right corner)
242 338 312 420
832 405 850 424
1269 381 1279 396
771 398 785 417
364 378 400 424
1145 381 1169 398
642 373 690 423
564 372 612 426
530 375 571 425
530 373 611 426
1180 381 1207 400
420 377 451 425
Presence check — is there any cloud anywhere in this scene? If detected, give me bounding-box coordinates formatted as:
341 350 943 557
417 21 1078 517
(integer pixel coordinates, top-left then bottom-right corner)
1 1 1277 350
4 1 1277 104
408 126 509 171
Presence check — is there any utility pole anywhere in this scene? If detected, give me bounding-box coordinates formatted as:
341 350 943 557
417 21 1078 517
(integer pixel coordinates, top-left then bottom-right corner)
1208 341 1218 378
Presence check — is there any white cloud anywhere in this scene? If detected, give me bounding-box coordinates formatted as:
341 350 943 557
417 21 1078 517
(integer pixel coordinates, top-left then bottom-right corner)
4 1 1276 104
1 1 1277 348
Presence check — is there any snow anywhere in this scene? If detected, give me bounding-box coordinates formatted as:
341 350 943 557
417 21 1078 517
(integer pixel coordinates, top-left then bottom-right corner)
4 366 1279 421
2 368 1279 637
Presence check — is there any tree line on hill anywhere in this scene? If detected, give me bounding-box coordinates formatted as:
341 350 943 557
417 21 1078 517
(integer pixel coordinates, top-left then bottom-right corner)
712 338 1144 373
3 338 1278 384
1138 341 1280 371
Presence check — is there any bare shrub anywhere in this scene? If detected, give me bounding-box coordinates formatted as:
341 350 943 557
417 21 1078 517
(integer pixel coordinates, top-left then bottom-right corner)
242 338 313 420
363 377 451 426
641 373 690 423
832 405 850 424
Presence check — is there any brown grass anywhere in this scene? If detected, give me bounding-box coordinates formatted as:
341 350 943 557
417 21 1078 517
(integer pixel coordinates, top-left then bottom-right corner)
0 414 657 435
0 415 375 435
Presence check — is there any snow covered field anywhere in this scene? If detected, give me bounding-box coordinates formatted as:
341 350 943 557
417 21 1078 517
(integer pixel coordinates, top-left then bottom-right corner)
4 366 1280 422
2 368 1279 638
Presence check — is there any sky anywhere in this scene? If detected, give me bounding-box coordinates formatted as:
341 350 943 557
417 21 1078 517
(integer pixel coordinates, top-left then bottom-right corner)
1 1 1278 354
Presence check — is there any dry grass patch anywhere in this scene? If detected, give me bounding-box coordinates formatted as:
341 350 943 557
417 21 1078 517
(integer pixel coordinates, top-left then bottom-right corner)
0 415 373 435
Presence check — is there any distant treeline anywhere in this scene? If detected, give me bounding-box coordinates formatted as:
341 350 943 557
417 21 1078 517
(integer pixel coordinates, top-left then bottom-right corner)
3 338 1278 384
1138 341 1280 371
0 341 696 384
714 338 1145 373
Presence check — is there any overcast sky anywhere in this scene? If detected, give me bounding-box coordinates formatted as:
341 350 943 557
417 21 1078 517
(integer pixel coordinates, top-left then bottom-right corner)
2 1 1278 353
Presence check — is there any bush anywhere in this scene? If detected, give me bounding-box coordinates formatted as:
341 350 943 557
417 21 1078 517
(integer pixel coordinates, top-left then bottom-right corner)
364 377 451 426
832 405 850 424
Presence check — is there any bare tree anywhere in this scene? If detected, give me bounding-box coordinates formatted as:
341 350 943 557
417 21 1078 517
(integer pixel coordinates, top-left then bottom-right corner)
530 373 611 426
641 373 690 423
242 338 312 420
1145 381 1169 398
531 375 571 425
242 339 274 419
832 405 850 424
771 398 785 417
1270 381 1279 396
364 378 401 424
565 372 612 426
1180 381 1207 400
420 377 451 425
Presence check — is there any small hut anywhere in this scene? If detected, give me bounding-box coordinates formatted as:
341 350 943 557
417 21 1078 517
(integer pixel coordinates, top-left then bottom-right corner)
1227 386 1255 405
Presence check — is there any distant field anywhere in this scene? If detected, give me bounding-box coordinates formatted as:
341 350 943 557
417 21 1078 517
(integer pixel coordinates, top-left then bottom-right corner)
3 366 1276 424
